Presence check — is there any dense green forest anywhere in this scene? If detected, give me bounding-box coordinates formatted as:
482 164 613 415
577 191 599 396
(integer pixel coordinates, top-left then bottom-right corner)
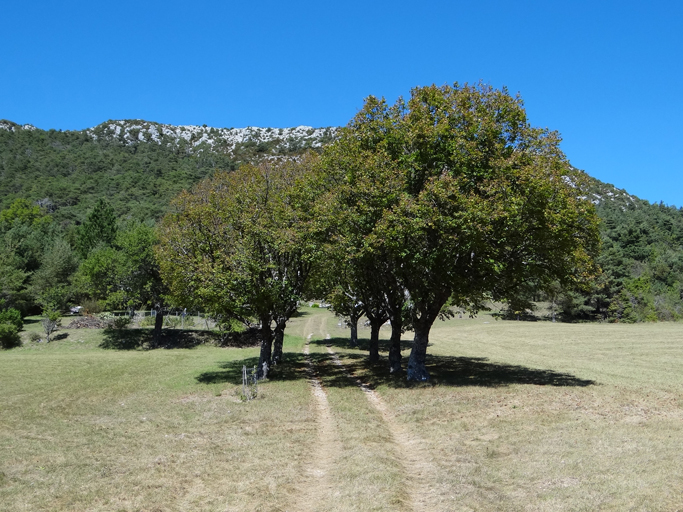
0 119 335 223
0 117 682 327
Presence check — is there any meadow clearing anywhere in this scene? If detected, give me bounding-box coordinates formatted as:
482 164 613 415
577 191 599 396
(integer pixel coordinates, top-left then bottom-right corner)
1 308 682 511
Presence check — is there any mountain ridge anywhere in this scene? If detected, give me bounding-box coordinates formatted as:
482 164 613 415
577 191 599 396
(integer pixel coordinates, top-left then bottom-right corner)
0 118 671 214
1 118 338 154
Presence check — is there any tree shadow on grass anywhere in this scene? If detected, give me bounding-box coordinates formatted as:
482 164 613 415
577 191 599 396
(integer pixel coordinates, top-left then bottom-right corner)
196 354 310 385
320 338 596 389
195 336 596 388
100 329 228 350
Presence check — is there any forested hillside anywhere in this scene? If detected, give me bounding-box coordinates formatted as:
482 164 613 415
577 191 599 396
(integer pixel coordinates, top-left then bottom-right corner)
0 118 681 323
0 119 336 223
572 179 683 322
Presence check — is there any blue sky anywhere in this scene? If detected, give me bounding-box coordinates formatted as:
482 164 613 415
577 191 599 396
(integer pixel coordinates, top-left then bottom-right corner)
1 0 681 206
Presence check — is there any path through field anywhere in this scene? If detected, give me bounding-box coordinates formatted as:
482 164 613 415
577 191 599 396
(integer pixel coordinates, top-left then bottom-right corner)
293 310 445 511
292 314 343 511
324 344 441 511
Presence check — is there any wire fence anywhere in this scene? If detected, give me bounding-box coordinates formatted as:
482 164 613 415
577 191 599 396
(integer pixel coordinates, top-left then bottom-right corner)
242 365 258 401
104 310 218 330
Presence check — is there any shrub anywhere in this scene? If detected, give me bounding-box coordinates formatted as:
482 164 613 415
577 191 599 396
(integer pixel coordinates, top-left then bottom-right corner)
82 299 103 315
0 323 21 349
112 316 130 329
42 310 61 342
0 308 23 331
28 332 41 343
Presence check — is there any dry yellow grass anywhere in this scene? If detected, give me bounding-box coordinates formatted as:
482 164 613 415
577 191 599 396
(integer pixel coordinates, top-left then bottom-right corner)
1 309 682 511
328 316 683 511
0 324 315 511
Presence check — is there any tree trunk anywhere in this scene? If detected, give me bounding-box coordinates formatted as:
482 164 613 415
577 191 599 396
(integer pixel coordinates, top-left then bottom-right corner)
272 319 286 365
257 316 273 379
388 319 403 373
349 315 359 347
153 309 164 347
407 323 430 381
369 320 381 363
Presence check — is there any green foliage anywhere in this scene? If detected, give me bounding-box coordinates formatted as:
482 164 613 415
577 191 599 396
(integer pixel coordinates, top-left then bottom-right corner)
2 116 682 326
30 237 78 311
164 316 181 329
322 83 601 380
41 310 61 342
75 223 166 311
0 125 225 223
76 199 118 258
157 154 323 372
0 198 51 227
562 193 683 322
0 307 23 331
0 121 326 225
81 298 103 315
0 323 21 349
138 315 156 327
112 316 131 329
158 155 321 325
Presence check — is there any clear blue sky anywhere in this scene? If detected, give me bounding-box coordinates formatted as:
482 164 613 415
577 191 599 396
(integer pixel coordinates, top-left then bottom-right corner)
1 0 681 206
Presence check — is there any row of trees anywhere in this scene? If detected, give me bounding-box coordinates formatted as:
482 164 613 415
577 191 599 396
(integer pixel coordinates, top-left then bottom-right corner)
3 92 682 333
156 83 601 380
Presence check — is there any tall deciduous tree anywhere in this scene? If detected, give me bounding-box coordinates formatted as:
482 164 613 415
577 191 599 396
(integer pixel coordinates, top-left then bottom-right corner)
317 145 408 368
157 154 321 376
324 83 601 381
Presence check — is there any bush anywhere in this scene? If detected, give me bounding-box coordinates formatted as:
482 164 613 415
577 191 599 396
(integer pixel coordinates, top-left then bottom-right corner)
42 310 61 342
0 308 23 331
0 323 21 349
28 332 41 343
112 316 130 329
82 299 103 315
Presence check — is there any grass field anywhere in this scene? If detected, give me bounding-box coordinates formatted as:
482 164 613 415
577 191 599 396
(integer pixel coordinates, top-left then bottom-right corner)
1 309 682 511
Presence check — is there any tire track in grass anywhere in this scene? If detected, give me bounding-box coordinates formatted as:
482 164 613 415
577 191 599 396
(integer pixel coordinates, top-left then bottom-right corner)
293 318 342 512
324 339 440 512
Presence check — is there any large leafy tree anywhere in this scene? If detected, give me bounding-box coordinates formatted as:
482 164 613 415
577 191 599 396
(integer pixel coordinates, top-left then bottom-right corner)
317 145 409 369
157 154 321 376
324 83 601 381
75 223 165 313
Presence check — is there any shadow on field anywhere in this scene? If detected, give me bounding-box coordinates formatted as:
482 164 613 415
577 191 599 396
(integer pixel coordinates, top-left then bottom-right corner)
100 329 241 350
196 354 309 385
195 337 595 388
